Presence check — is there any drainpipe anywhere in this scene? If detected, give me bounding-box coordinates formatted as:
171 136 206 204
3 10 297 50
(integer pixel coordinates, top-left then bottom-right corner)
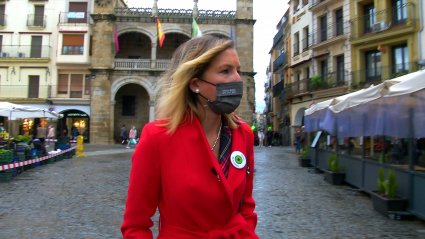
418 0 424 67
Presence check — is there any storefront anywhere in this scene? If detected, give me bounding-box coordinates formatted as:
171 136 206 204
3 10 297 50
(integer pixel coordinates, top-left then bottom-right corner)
58 110 90 142
19 118 48 137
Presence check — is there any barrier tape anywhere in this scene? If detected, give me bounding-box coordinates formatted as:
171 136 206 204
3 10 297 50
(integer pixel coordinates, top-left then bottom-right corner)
0 144 82 171
45 139 77 143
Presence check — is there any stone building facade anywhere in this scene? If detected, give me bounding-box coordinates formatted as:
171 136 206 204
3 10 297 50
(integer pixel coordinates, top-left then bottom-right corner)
89 0 256 144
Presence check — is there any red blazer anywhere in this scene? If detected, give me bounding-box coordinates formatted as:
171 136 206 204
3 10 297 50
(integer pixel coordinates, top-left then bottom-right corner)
121 116 258 239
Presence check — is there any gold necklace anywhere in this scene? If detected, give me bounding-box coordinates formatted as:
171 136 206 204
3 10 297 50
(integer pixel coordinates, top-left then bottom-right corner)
211 122 222 151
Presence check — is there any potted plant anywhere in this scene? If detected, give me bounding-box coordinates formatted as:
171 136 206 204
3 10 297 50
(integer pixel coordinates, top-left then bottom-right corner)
371 167 408 217
324 153 345 185
298 146 311 167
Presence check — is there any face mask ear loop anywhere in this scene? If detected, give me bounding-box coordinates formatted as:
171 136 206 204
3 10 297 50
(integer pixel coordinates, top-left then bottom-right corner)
198 78 216 86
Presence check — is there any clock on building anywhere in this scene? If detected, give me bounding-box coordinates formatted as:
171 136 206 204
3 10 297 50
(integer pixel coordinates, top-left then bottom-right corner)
95 0 111 7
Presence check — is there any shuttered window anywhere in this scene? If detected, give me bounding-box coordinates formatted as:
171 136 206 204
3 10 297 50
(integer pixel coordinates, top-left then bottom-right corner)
62 35 84 54
58 74 69 94
70 74 83 98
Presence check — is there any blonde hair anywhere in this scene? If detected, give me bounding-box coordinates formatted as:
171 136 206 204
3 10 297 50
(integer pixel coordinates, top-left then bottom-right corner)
156 35 240 134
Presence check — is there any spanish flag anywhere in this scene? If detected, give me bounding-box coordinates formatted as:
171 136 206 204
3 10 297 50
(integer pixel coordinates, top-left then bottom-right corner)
157 17 165 47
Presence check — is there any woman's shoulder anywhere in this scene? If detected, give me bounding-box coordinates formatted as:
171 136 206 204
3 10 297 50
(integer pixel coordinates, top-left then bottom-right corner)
142 120 170 135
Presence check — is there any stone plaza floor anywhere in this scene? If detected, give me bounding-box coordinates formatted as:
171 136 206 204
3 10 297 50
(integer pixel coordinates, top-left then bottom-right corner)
0 144 424 238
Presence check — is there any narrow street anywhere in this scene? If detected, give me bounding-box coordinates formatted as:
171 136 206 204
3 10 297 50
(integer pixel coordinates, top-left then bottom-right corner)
0 145 424 238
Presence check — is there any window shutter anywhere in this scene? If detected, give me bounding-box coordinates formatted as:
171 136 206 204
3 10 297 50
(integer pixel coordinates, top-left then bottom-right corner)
63 35 84 46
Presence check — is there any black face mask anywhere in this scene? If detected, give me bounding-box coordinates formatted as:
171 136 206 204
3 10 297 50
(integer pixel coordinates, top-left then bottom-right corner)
197 79 244 115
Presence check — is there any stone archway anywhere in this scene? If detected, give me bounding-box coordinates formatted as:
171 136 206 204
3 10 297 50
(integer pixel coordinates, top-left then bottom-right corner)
294 107 307 126
117 27 156 44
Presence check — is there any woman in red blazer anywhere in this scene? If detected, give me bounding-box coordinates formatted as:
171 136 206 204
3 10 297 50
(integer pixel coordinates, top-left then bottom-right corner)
121 35 258 238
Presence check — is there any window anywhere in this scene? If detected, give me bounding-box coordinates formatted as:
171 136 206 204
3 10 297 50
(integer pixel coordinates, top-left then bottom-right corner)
306 67 310 79
28 76 39 98
58 74 69 94
336 55 344 82
364 3 375 33
34 5 45 27
336 9 343 36
320 15 327 42
392 0 407 26
68 2 88 24
122 96 136 116
70 74 83 98
365 50 382 82
392 44 409 75
30 36 42 58
0 35 2 53
321 59 328 80
0 5 5 26
302 27 309 51
62 35 84 54
294 32 300 56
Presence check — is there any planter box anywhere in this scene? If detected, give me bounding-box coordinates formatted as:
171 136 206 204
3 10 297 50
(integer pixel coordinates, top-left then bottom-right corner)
370 191 408 217
298 157 311 167
324 170 345 185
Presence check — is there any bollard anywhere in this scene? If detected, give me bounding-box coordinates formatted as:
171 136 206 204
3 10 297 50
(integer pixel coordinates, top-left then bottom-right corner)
76 135 86 157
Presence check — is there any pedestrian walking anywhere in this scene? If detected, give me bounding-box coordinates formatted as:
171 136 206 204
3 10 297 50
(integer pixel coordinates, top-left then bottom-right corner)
121 35 258 238
266 129 273 147
126 126 137 149
120 125 127 144
36 124 46 143
0 122 4 133
295 130 301 154
71 126 79 140
46 125 54 147
258 130 265 147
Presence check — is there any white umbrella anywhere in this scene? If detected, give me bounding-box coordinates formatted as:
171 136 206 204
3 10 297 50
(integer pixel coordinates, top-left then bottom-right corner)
0 102 61 119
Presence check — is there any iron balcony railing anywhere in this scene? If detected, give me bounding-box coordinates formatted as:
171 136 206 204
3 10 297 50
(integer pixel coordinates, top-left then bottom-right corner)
273 52 287 73
273 26 284 48
59 12 92 24
114 59 171 70
351 62 419 87
273 80 284 97
310 0 329 9
293 41 300 56
350 3 415 40
301 37 309 52
308 71 351 92
27 14 46 27
285 78 310 100
0 14 6 26
0 45 51 58
309 20 348 47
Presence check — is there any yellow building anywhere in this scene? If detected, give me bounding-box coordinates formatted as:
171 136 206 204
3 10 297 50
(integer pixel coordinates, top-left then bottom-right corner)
350 0 420 85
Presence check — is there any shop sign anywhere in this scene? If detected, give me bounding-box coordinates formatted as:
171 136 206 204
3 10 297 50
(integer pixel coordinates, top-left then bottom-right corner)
67 113 88 117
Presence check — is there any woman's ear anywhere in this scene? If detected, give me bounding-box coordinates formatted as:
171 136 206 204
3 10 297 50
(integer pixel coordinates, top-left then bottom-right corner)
189 77 200 94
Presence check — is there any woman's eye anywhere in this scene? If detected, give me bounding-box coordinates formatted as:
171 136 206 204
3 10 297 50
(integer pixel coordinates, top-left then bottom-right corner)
220 69 229 74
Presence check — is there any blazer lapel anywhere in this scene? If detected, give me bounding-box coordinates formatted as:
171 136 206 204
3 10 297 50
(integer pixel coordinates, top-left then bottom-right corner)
226 126 247 192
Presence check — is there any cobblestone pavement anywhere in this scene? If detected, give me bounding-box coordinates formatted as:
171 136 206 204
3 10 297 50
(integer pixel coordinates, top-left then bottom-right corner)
0 145 424 238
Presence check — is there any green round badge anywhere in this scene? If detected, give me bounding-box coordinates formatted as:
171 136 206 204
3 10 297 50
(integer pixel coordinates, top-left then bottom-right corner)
230 151 246 169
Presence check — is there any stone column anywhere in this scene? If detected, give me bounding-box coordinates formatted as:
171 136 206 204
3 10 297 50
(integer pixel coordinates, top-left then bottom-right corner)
109 100 116 144
149 100 155 122
90 71 112 144
153 0 158 17
193 0 199 17
151 42 157 69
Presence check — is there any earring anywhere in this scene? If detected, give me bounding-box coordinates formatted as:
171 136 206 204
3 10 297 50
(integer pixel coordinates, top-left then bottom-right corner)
195 89 200 93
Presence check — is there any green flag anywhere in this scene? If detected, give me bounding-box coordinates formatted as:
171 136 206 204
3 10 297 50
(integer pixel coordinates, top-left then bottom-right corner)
192 18 202 37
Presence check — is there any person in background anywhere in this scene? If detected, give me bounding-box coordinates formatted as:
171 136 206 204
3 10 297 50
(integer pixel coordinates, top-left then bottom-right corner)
46 125 54 147
253 130 259 146
294 130 301 154
62 125 68 137
120 125 127 145
33 139 47 156
126 126 137 149
273 131 280 146
300 126 306 147
258 129 265 147
266 129 273 147
36 124 46 143
71 125 79 140
0 123 4 133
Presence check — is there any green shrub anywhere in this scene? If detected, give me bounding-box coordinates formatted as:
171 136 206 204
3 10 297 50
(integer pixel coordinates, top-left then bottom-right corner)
377 167 386 194
384 169 399 199
301 146 309 158
328 153 343 172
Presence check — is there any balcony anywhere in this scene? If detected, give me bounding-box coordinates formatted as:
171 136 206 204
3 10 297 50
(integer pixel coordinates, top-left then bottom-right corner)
0 85 51 99
285 78 310 100
351 62 419 88
273 80 284 97
27 14 46 27
293 41 300 57
309 71 351 92
273 52 287 73
350 3 416 44
0 45 51 61
309 20 348 49
59 12 92 24
272 26 284 49
309 0 332 12
114 59 171 70
301 37 309 52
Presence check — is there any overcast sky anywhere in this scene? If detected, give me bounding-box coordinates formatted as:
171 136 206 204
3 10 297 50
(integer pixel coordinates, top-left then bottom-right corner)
127 0 289 112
